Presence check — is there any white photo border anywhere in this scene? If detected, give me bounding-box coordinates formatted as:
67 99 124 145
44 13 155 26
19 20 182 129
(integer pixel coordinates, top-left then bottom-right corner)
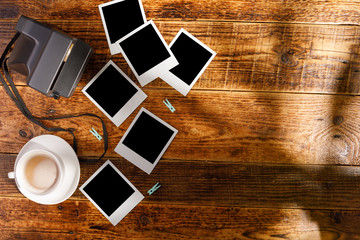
98 0 147 55
82 60 147 127
118 20 179 87
159 28 216 96
79 160 144 226
114 107 178 174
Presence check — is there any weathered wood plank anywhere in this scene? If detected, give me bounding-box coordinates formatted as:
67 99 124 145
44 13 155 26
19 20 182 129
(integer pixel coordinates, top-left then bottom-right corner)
78 159 360 210
77 203 360 239
0 0 360 25
0 87 359 165
77 204 360 240
3 154 360 210
1 0 358 238
1 20 360 94
0 197 78 239
1 197 360 239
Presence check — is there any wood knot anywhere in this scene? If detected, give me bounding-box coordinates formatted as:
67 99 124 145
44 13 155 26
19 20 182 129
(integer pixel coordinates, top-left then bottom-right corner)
330 211 342 224
278 45 305 67
333 116 344 125
281 50 294 63
72 210 79 216
140 214 150 226
324 182 333 189
281 49 297 67
228 207 238 213
19 129 33 139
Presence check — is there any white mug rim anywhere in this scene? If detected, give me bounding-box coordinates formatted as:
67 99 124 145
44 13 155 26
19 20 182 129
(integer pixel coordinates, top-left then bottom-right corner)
14 149 64 197
9 135 80 205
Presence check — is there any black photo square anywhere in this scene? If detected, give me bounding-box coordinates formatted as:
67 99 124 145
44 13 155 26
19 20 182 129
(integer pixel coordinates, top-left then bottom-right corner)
80 160 144 226
118 20 178 86
82 60 147 127
123 110 175 163
120 23 170 76
169 32 214 85
82 163 135 216
99 0 146 55
159 29 216 96
115 107 178 174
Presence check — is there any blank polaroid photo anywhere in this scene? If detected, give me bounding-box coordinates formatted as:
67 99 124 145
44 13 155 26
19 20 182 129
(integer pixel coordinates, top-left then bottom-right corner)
118 20 179 86
115 107 178 174
99 0 147 55
82 60 147 127
159 29 216 96
80 160 144 226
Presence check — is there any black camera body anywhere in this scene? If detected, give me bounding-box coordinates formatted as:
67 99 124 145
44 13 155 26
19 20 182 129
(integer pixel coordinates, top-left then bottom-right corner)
8 15 92 98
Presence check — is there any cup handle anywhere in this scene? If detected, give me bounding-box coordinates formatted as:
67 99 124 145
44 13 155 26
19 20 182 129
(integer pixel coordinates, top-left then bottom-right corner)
8 172 15 179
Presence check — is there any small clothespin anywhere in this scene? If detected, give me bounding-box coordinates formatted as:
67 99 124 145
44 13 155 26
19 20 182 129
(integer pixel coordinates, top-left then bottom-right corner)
148 182 161 195
163 98 175 113
90 127 102 141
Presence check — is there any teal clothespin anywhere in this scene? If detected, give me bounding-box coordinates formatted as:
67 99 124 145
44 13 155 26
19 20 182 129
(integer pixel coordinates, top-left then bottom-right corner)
163 98 175 112
148 182 161 195
90 127 102 141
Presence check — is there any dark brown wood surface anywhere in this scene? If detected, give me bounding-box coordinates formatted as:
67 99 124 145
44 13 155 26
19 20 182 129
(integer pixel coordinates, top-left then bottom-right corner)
1 0 360 239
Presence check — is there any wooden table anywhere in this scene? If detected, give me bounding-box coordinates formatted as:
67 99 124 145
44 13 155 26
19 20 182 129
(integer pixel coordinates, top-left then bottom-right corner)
1 0 360 239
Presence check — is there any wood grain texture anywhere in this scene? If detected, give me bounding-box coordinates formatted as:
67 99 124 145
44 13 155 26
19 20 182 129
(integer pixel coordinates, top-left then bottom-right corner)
0 87 360 165
1 0 360 238
0 197 78 239
76 203 360 240
0 0 360 25
1 20 360 94
3 155 360 211
1 197 360 239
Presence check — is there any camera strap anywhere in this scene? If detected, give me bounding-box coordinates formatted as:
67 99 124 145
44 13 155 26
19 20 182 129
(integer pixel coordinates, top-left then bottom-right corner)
0 32 108 163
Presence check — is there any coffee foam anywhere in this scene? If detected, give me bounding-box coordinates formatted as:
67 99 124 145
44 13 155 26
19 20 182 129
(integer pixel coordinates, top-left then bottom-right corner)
23 154 58 194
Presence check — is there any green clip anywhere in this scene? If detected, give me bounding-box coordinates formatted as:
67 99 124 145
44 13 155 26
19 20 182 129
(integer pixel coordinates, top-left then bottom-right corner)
90 127 102 141
148 182 161 195
163 98 175 113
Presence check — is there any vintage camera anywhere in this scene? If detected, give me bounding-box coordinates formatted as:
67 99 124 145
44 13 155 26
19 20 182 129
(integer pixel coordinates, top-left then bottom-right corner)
7 15 92 99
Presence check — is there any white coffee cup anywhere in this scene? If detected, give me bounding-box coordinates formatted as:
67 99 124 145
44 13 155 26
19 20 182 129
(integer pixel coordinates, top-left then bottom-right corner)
8 149 64 197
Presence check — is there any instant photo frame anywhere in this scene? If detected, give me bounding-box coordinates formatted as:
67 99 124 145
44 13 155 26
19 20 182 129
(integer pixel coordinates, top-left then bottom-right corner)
80 160 144 226
159 28 216 96
82 60 147 127
118 20 179 86
115 107 178 174
99 0 147 55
